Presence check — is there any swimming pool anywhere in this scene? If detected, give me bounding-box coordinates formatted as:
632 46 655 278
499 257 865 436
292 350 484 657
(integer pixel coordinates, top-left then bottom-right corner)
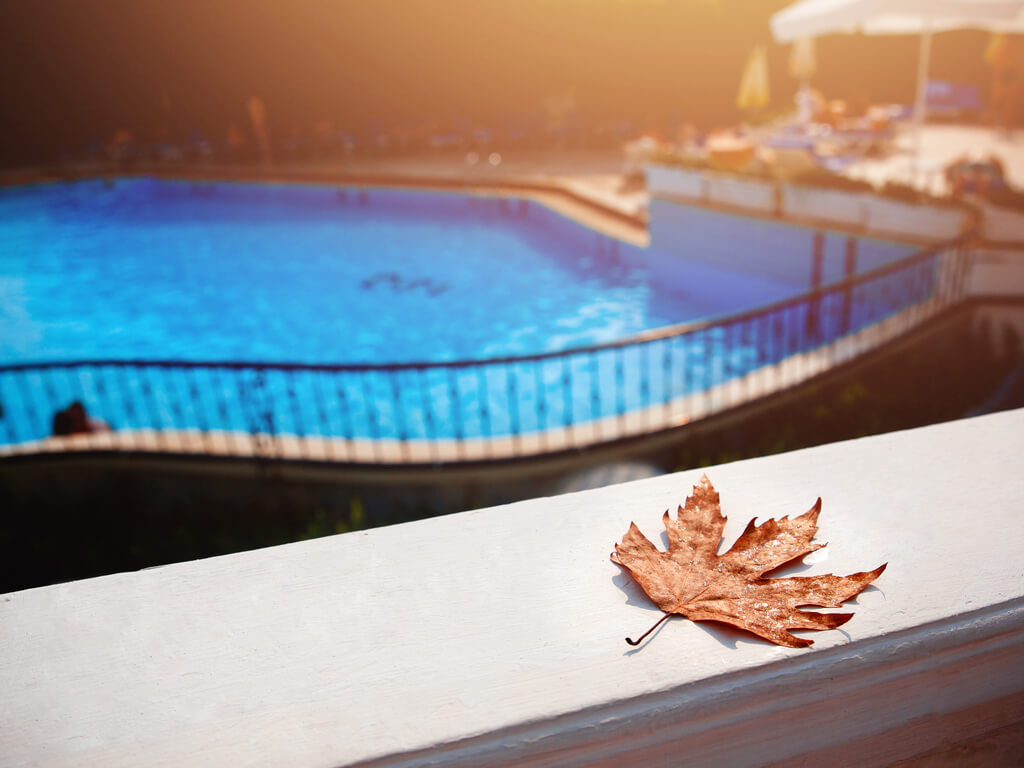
0 178 923 447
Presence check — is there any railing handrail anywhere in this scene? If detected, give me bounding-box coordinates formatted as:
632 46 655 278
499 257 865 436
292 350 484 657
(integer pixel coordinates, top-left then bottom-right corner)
0 233 970 376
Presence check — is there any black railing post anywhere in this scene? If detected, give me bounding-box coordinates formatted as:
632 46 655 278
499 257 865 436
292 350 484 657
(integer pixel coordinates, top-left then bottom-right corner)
16 370 41 442
360 373 381 462
116 365 138 450
287 371 308 459
841 236 858 335
91 366 111 438
168 366 189 452
389 370 408 460
661 339 673 427
255 366 278 457
41 371 60 439
724 321 736 397
216 367 244 455
505 364 521 453
335 373 355 458
955 245 971 299
561 356 573 444
533 361 547 452
0 374 12 444
589 352 601 438
702 329 713 415
310 371 333 460
417 367 438 462
141 365 168 451
447 368 464 461
615 348 627 434
187 367 213 453
806 231 825 342
476 367 491 453
638 341 650 431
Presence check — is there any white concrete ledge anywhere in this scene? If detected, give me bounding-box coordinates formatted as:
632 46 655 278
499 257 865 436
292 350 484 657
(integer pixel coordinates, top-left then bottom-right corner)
3 410 1024 766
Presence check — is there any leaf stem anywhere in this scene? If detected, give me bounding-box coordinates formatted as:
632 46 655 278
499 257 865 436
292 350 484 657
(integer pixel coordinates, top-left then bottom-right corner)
625 612 673 646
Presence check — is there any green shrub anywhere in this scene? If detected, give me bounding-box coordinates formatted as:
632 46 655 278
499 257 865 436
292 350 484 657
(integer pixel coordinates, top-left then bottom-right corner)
879 181 962 209
985 186 1024 213
649 151 710 171
790 168 874 193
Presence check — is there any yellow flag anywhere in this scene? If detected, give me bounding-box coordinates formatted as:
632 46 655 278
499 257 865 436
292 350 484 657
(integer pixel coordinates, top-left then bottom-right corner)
985 33 1006 65
738 46 770 111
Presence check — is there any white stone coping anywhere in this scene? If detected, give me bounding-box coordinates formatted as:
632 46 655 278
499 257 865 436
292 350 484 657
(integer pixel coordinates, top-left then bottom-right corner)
970 246 1024 298
644 162 974 244
4 165 650 247
977 202 1024 245
3 409 1024 766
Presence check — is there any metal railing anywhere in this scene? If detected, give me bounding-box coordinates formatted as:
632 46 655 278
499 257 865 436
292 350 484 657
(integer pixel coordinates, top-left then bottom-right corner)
0 237 973 463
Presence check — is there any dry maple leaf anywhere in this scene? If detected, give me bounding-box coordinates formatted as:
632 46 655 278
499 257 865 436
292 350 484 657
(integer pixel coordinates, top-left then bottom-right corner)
611 475 885 648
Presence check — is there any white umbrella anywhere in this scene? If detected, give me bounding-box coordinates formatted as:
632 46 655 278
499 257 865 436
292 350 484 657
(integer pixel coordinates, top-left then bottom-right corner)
789 38 818 124
789 36 817 82
771 0 1024 174
771 0 1024 39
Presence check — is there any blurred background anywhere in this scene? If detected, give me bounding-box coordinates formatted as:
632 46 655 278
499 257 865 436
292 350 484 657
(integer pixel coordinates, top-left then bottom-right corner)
0 0 996 169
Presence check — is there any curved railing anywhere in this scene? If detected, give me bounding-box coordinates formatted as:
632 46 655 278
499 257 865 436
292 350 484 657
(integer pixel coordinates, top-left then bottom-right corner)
0 237 973 463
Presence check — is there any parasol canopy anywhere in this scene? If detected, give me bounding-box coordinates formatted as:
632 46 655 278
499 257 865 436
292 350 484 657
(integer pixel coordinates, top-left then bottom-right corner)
789 36 818 81
771 0 1024 175
771 0 1024 42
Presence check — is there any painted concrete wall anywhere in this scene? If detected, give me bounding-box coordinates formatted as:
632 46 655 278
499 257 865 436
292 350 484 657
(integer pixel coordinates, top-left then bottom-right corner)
971 247 1024 298
646 197 913 291
3 409 1023 767
645 165 971 245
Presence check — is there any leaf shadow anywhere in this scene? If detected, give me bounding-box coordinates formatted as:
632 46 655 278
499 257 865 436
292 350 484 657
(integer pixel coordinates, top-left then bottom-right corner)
863 583 886 599
611 568 664 610
765 558 819 577
696 617 861 650
841 583 886 604
692 620 764 650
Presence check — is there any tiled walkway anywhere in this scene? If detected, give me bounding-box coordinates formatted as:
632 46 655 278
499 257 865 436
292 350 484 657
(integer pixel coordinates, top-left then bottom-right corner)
844 123 1024 195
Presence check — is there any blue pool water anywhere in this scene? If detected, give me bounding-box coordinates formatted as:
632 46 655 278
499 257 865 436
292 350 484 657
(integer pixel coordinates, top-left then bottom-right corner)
0 178 920 444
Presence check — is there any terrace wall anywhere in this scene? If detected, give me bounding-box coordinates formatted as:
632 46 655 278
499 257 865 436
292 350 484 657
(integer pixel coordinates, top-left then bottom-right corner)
646 197 914 289
644 164 976 246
